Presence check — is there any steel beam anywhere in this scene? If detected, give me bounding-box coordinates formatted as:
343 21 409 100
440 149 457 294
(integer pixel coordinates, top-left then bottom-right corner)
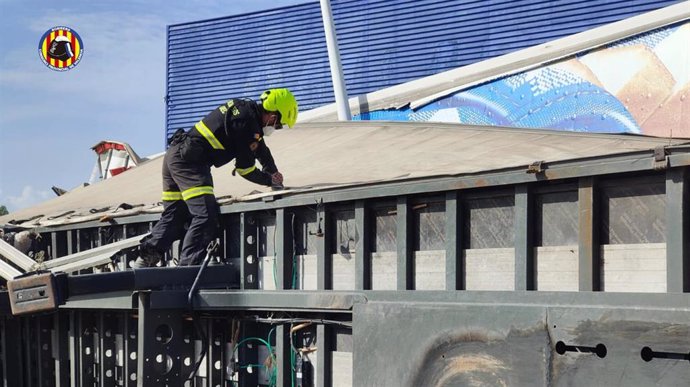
0 238 34 273
0 259 21 281
151 290 362 311
41 233 148 272
396 197 414 290
666 167 689 292
445 191 462 290
53 312 70 386
316 324 332 387
317 206 332 290
355 201 372 290
276 209 295 290
1 317 23 387
578 177 600 291
514 184 534 290
240 213 259 290
276 325 291 387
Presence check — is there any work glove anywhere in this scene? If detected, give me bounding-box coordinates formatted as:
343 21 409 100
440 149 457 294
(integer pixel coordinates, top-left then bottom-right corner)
271 171 284 186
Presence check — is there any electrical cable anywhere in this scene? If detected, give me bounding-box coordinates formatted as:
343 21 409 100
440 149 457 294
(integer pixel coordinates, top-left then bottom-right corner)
250 317 353 328
232 336 277 387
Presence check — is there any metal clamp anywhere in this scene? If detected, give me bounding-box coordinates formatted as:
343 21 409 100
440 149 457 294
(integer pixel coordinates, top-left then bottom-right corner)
526 160 544 174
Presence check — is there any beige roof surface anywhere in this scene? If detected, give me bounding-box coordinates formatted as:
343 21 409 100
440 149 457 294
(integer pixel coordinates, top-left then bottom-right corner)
1 121 688 228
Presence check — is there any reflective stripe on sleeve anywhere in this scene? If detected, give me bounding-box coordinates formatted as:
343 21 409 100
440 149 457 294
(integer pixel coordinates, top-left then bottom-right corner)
194 121 225 150
181 186 214 201
161 191 183 201
235 165 256 176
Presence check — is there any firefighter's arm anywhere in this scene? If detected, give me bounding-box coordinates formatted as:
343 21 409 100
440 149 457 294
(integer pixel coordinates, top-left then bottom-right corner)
235 165 273 186
235 146 275 187
254 137 278 174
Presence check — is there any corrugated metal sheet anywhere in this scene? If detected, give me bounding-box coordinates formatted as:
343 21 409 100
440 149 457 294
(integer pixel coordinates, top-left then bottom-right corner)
166 0 680 139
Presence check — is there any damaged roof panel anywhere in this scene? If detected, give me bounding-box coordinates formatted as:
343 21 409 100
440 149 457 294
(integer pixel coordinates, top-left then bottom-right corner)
1 121 688 228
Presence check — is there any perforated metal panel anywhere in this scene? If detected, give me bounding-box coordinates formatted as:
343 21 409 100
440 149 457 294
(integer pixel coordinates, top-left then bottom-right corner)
165 0 679 141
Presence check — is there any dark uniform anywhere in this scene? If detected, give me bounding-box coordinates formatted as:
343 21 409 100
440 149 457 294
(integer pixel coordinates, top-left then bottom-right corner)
141 99 277 266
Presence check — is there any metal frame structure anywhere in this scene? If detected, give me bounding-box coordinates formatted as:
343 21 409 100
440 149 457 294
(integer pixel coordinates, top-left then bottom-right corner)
1 145 689 386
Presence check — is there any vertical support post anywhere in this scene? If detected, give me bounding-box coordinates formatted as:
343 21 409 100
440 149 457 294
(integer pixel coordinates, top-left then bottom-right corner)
240 213 259 290
355 200 372 290
276 325 292 387
445 191 463 290
69 311 81 386
317 206 332 290
100 312 119 387
515 184 534 290
207 320 224 387
276 209 295 290
53 313 70 387
578 177 600 291
396 197 414 290
66 231 74 255
238 323 258 387
319 0 351 121
666 167 688 292
316 324 332 387
136 293 148 387
123 313 138 387
1 317 24 387
51 232 58 259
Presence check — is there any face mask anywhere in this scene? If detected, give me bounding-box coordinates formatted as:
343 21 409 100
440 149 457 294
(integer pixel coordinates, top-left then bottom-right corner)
262 125 276 137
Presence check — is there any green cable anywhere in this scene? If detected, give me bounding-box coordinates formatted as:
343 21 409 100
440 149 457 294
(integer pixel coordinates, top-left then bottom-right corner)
291 250 297 289
232 337 277 386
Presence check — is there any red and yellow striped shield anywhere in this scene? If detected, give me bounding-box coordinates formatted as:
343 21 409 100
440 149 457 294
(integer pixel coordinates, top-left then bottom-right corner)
38 26 84 71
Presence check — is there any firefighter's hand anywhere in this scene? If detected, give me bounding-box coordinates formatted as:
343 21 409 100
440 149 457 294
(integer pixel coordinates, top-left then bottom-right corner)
271 171 284 186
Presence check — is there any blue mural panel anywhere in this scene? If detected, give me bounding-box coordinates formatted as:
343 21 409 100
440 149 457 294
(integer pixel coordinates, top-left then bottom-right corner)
356 22 690 137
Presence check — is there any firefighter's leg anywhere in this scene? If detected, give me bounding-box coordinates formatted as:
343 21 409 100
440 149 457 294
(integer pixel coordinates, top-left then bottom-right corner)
134 147 189 268
166 139 219 266
179 193 219 266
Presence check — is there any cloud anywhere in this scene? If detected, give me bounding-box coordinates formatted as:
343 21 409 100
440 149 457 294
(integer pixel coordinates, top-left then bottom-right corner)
5 186 52 211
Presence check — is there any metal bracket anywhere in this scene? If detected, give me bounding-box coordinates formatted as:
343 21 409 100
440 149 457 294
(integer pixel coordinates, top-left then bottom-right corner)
653 146 669 171
526 160 544 174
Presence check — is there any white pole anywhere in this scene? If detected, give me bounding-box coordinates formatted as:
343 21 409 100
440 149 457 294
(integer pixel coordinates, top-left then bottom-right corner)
320 0 351 121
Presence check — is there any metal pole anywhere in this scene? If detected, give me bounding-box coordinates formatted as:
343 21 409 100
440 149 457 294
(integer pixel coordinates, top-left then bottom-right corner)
320 0 351 121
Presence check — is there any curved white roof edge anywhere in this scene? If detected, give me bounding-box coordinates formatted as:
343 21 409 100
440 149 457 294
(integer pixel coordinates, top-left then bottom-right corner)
301 1 690 121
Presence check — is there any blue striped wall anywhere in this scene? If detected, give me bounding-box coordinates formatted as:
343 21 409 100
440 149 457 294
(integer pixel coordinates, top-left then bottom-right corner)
166 0 680 139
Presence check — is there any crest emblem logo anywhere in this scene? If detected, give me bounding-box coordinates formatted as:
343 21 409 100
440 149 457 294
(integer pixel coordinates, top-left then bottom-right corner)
38 26 83 71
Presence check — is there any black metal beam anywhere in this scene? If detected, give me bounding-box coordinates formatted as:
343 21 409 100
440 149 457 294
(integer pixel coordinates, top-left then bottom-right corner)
316 324 332 387
317 206 332 290
396 197 414 290
276 209 295 290
578 177 600 291
445 191 462 290
666 167 689 292
514 184 534 290
355 201 372 290
240 212 259 290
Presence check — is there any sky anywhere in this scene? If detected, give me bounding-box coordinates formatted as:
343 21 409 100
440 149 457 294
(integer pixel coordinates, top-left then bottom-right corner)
0 0 307 212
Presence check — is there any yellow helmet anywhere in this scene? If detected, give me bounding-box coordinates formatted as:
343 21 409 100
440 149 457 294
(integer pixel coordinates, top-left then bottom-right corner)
260 88 298 128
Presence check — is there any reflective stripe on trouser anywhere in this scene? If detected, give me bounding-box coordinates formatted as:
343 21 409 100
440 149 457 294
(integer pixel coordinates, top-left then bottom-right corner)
162 191 182 201
181 185 214 201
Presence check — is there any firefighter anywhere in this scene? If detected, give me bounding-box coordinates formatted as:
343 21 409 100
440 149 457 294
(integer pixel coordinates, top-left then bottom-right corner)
133 88 298 267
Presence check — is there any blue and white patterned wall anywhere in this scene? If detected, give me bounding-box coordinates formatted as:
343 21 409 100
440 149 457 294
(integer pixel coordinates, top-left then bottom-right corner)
166 0 681 140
